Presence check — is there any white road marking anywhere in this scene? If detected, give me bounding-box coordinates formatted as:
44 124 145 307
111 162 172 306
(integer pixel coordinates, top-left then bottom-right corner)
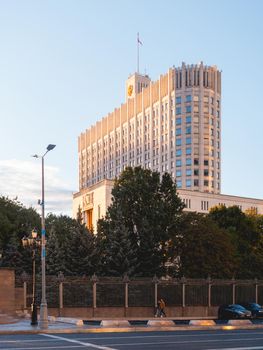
41 334 117 350
208 347 263 350
1 330 262 344
0 346 83 350
107 336 263 347
0 338 58 343
76 331 263 341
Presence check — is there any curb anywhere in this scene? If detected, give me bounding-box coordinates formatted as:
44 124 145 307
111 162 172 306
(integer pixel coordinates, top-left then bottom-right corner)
48 317 84 326
1 323 263 335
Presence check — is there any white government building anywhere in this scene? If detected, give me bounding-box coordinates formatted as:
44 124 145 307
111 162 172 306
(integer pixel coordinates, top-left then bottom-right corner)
73 62 263 231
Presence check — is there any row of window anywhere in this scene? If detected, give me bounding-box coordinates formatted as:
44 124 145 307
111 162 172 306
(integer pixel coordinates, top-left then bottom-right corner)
176 105 220 116
177 180 219 189
176 106 192 114
176 95 192 104
176 169 219 178
176 95 220 106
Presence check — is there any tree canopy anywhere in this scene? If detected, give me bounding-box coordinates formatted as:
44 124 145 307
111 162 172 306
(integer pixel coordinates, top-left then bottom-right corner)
209 205 263 278
1 180 263 279
172 212 237 278
96 166 184 277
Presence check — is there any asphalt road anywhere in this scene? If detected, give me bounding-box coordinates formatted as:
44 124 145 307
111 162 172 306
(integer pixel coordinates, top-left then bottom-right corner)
1 330 263 350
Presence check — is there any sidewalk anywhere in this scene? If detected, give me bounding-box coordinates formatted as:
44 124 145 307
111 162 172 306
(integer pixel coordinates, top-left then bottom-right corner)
1 316 263 335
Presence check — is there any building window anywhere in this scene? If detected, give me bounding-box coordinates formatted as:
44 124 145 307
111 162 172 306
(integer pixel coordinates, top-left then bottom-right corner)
186 105 192 113
186 158 192 166
186 95 192 103
177 180 182 188
176 170 181 177
176 128 181 136
186 169 192 176
186 148 191 155
194 158 199 165
204 180 209 186
176 159 181 167
176 139 182 146
194 95 199 102
194 169 199 176
186 179 191 187
186 115 191 124
183 198 191 209
204 159 209 166
186 137 192 145
186 126 191 134
176 96 181 104
201 200 209 211
176 149 182 157
204 169 209 176
176 107 181 115
176 117 182 125
194 179 199 186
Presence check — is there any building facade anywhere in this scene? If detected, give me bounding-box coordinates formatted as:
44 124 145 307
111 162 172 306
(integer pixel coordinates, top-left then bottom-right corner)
78 62 221 194
73 180 263 231
74 62 262 231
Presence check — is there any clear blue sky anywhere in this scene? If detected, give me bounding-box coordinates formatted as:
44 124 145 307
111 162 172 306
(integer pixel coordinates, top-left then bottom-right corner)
0 0 263 215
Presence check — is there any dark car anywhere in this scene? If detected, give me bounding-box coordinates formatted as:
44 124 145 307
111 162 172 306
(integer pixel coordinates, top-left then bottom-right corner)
218 304 252 320
239 303 263 318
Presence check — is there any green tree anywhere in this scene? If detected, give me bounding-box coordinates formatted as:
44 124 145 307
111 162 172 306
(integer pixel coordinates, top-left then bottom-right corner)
209 206 263 278
96 209 138 276
173 212 236 278
0 196 41 274
46 214 95 276
97 167 184 277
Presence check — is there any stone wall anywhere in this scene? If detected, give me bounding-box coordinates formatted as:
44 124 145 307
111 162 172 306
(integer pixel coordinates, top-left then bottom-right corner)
0 268 15 314
45 306 218 318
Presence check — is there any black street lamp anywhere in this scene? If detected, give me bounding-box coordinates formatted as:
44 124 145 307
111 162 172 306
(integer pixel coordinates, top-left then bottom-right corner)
22 229 41 326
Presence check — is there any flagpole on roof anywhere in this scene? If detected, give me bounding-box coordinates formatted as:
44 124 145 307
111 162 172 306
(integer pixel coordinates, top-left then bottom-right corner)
137 32 142 74
137 32 139 73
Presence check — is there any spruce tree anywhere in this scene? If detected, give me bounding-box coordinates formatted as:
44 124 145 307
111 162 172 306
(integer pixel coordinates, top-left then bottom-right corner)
97 167 184 277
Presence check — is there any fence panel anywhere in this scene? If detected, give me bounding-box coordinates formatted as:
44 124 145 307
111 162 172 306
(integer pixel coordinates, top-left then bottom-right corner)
211 284 233 306
211 284 232 305
236 284 255 304
129 283 154 307
258 286 263 305
185 284 208 306
18 275 263 309
46 283 59 308
96 283 124 307
157 283 182 306
63 281 92 307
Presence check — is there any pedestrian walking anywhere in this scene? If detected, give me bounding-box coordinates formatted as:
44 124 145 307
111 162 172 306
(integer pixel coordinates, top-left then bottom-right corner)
160 298 166 317
155 298 166 317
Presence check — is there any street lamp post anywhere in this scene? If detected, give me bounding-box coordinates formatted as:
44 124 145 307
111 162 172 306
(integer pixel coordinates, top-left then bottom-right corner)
21 229 41 326
32 144 56 329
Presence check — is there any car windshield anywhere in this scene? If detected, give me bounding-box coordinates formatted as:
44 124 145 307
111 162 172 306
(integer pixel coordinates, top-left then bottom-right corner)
250 303 261 308
232 304 246 310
